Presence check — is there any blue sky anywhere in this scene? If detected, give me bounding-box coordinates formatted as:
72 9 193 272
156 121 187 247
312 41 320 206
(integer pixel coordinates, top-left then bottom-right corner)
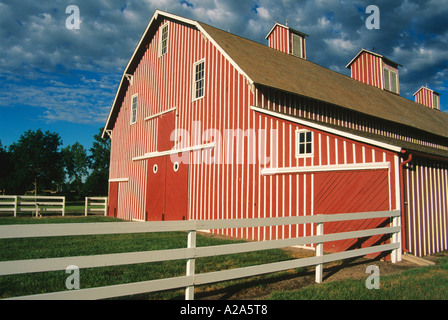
1 0 447 150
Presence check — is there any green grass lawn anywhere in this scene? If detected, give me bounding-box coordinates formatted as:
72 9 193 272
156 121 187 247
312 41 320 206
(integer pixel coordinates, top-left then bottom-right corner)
269 256 448 300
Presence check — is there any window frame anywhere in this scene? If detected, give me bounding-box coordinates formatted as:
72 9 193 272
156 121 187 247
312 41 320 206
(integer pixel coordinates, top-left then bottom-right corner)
295 129 314 158
383 68 398 94
130 93 138 125
192 59 206 101
292 34 303 58
433 94 440 110
158 22 169 57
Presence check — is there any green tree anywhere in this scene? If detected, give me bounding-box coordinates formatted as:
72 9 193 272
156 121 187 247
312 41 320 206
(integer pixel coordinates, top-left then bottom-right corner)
84 128 110 196
62 142 89 195
9 129 64 195
0 140 12 194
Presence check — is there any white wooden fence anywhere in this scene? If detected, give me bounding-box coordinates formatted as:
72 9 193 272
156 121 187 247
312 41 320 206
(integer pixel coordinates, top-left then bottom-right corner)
84 197 108 216
0 195 65 217
0 210 401 300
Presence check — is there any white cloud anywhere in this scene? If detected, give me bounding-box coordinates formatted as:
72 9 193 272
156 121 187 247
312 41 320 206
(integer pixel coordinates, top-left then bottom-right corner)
256 7 271 20
325 37 357 52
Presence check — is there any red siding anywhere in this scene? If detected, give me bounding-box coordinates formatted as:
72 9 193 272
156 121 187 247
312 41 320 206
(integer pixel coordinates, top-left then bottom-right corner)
267 25 289 54
414 87 435 109
249 110 399 248
350 51 383 89
109 19 255 223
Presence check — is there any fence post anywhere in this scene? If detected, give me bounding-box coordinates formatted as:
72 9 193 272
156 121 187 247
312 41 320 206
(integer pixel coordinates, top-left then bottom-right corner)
185 229 196 300
103 198 108 216
391 215 401 263
85 197 88 216
315 221 324 283
14 196 18 217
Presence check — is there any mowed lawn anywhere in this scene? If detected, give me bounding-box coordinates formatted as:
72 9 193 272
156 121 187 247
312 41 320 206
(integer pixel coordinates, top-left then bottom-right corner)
0 215 447 300
270 254 448 300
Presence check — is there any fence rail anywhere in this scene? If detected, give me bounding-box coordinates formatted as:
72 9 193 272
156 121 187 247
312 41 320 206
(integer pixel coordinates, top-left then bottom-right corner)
0 209 401 300
0 195 65 217
84 197 108 216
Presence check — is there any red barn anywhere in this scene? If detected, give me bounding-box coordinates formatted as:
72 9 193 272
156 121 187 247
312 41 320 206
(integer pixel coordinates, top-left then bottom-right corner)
103 11 448 258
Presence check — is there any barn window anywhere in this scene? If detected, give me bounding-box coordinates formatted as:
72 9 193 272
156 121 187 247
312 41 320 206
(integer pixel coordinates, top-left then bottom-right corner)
383 68 398 94
433 94 440 110
193 59 205 100
159 22 169 57
130 94 138 124
292 34 303 58
295 129 313 157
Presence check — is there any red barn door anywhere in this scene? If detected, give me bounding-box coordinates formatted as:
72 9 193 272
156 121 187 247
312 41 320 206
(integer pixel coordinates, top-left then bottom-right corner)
314 169 390 253
165 159 189 220
146 158 167 221
146 111 189 221
108 182 119 218
146 157 189 221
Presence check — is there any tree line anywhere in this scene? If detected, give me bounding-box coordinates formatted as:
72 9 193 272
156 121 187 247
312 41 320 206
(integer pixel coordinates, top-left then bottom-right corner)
0 128 110 199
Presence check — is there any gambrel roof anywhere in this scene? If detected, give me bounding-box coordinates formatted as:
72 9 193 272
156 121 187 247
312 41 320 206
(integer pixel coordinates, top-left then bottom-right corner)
104 10 448 157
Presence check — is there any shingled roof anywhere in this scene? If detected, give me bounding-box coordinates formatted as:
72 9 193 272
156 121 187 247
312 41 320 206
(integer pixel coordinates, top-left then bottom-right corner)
198 21 448 141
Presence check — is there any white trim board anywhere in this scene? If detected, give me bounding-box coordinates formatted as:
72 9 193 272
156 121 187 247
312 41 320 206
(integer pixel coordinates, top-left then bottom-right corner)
251 105 402 153
133 142 216 161
261 162 390 176
145 107 177 121
109 178 130 183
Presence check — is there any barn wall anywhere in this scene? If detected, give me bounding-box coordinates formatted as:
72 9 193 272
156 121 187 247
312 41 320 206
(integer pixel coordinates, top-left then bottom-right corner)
404 156 448 257
249 110 400 252
109 18 255 222
350 51 383 90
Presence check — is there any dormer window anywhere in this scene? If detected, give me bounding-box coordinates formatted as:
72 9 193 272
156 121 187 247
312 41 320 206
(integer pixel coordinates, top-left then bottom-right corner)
433 94 440 110
292 33 304 58
265 23 308 59
346 49 401 94
383 68 399 94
